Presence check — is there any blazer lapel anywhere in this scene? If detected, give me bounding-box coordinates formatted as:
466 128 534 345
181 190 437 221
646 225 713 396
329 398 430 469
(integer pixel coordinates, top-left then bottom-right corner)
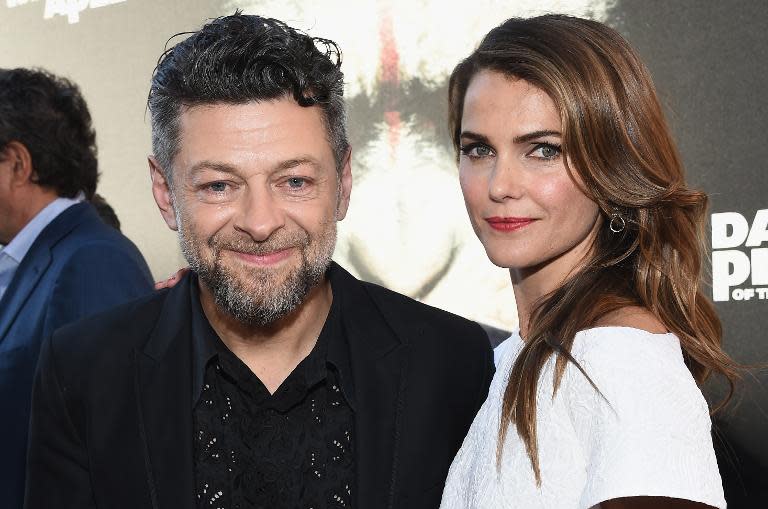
0 248 51 342
0 203 91 342
134 275 195 509
332 265 409 509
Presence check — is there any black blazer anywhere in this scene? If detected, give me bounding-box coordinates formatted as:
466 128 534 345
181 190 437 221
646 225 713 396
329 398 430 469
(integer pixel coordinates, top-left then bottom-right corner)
24 263 494 509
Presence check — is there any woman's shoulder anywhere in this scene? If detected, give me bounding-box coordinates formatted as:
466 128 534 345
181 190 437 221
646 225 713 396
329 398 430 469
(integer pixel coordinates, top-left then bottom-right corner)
563 308 704 414
573 326 682 359
565 324 709 427
569 325 691 394
570 306 682 370
594 306 668 334
562 314 723 508
491 320 686 376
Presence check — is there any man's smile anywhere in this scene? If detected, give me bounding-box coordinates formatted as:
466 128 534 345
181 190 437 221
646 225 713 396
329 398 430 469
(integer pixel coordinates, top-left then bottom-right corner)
228 246 296 266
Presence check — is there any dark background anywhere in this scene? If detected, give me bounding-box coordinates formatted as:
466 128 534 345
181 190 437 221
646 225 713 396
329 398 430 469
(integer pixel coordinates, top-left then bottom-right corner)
607 2 768 506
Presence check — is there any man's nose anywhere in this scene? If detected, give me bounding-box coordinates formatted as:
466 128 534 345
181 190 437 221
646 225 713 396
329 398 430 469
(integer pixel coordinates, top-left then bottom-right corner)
233 185 285 241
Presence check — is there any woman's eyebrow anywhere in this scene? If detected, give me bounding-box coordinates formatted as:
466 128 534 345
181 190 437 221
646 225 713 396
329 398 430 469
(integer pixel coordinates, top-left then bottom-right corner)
459 130 491 144
512 130 561 144
460 129 561 145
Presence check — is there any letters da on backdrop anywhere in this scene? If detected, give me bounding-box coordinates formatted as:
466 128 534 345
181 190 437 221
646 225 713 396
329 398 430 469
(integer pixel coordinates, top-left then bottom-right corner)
711 209 768 302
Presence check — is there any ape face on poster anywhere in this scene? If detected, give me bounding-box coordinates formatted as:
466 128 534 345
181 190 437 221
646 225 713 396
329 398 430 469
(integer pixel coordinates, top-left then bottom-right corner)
217 0 618 333
1 0 766 507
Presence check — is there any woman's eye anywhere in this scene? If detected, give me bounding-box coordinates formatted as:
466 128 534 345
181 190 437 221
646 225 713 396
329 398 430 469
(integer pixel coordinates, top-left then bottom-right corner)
460 143 494 158
530 143 561 160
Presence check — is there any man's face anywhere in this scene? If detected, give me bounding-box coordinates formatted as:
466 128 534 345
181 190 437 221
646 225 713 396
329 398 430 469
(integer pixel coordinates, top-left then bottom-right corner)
159 99 351 326
0 162 13 245
0 149 23 246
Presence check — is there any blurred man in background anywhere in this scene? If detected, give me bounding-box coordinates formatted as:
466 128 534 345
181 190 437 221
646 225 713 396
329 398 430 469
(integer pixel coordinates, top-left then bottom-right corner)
90 193 122 230
0 68 153 508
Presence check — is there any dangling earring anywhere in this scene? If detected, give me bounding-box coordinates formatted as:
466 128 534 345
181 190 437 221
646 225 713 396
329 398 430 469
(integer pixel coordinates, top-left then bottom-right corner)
609 213 626 233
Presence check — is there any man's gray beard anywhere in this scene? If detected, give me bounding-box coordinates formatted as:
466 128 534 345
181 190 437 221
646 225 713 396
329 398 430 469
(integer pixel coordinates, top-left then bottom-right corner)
177 218 336 327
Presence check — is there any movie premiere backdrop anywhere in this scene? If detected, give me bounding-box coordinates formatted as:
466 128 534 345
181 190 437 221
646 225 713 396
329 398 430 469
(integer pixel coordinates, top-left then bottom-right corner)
2 0 766 506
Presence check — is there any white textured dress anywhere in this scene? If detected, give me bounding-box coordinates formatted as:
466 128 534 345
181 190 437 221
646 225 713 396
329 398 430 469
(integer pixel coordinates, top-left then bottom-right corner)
440 327 726 509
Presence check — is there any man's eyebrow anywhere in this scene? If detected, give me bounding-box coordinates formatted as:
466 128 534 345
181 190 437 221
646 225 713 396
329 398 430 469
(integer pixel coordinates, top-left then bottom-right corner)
188 157 323 176
274 156 323 172
189 161 239 175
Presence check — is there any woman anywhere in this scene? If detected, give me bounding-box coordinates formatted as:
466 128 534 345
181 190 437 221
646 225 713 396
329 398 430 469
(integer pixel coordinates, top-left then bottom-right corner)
440 15 740 509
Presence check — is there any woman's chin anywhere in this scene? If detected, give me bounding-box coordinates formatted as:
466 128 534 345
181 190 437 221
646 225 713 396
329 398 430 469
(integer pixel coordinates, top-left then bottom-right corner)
484 248 531 271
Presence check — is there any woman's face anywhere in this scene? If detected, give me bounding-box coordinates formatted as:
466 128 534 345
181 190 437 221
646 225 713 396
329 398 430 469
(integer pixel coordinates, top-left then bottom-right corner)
458 70 601 278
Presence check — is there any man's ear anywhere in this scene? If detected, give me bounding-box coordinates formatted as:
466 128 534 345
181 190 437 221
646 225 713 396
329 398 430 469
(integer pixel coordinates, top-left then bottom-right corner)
2 141 34 187
148 156 178 231
335 148 353 221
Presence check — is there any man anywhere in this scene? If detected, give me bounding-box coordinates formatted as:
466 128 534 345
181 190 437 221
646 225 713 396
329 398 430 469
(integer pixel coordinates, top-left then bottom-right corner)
90 193 122 230
0 68 153 508
25 14 493 509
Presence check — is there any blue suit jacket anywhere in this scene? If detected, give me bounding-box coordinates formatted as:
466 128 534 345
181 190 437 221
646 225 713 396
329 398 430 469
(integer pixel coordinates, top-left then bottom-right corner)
0 202 153 507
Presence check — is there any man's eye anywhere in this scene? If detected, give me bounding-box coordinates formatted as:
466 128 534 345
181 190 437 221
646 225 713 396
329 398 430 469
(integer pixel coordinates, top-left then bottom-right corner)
460 143 494 158
207 182 228 192
287 177 306 188
530 143 561 160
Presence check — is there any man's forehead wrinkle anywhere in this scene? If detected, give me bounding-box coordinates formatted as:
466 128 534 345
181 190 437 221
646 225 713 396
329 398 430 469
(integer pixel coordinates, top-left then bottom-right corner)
180 114 296 152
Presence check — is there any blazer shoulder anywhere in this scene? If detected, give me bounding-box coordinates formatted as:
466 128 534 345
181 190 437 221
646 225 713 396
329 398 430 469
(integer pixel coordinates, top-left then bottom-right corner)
49 289 167 366
57 212 145 258
24 204 150 284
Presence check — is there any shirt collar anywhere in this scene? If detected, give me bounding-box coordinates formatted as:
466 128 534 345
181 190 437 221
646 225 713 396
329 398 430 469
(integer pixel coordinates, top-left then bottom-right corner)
189 270 355 410
190 276 220 405
0 193 84 264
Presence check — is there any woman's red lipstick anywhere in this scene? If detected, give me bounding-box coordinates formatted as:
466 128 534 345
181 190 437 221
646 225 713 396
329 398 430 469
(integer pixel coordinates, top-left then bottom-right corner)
485 217 535 231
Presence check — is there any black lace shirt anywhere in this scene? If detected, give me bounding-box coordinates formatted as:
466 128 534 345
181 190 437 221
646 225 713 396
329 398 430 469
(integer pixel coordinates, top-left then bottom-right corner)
190 283 356 509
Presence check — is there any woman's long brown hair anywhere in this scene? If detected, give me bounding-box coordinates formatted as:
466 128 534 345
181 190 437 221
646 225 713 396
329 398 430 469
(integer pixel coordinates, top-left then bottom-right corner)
448 14 742 484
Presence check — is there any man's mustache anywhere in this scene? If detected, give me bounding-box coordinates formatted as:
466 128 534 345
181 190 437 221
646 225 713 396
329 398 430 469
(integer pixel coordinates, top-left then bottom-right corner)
208 231 310 256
